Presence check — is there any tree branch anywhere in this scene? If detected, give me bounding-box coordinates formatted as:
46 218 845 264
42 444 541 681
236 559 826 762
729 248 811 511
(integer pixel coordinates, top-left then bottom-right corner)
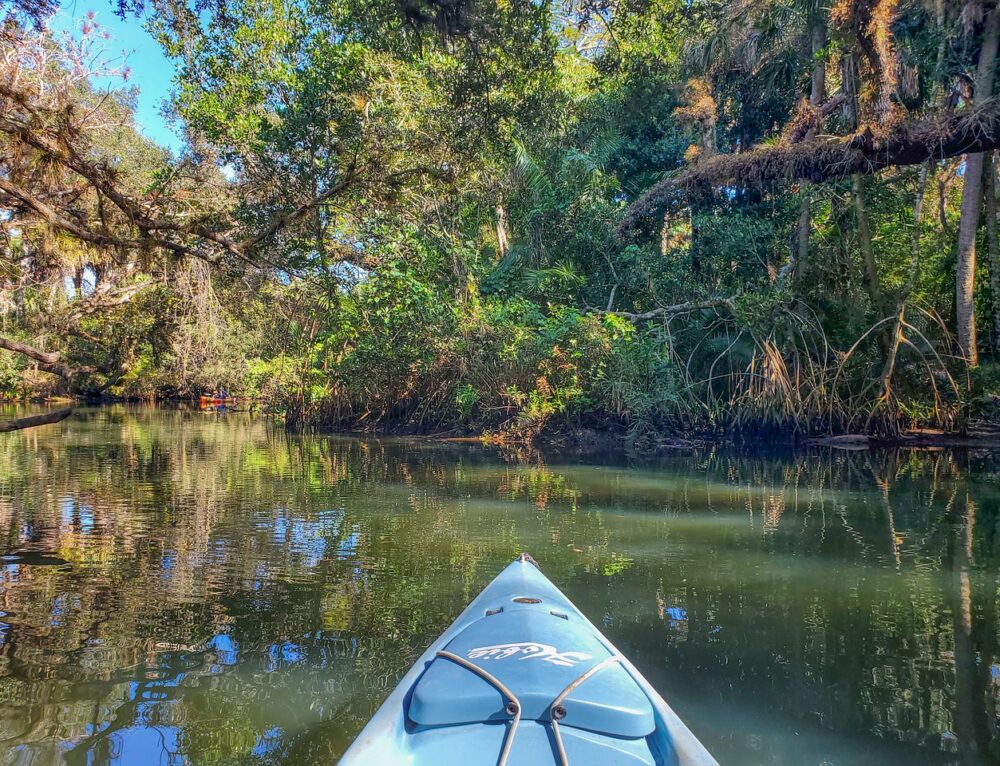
0 407 73 433
786 93 848 144
237 165 358 253
0 335 61 366
622 103 1000 235
0 177 142 249
0 175 223 265
0 335 89 379
61 281 149 322
590 297 735 323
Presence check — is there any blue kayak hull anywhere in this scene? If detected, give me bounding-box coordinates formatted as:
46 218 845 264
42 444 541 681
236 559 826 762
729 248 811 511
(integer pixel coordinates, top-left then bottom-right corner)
339 555 719 765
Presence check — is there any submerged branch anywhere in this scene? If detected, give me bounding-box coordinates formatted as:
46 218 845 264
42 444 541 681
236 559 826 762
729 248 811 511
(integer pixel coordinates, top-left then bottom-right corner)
0 407 73 433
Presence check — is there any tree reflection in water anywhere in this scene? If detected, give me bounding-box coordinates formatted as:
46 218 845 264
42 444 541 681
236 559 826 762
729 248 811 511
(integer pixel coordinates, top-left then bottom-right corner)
0 405 998 765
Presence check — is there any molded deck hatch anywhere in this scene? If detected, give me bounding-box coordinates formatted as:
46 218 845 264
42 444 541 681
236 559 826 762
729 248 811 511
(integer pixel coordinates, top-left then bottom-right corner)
408 608 656 738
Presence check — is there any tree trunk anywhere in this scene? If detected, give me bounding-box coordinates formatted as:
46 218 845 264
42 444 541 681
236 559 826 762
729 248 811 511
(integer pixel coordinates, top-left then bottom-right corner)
854 175 883 318
956 4 1000 366
985 152 1000 355
795 193 811 273
795 20 828 274
957 153 987 366
949 495 992 762
495 203 509 257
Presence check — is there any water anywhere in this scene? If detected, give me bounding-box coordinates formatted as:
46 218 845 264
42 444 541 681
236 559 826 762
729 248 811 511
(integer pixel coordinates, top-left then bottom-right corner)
0 406 999 765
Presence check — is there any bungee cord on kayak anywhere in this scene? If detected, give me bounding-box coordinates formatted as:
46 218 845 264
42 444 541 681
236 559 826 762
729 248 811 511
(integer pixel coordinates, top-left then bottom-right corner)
339 555 720 765
549 656 624 766
435 650 523 766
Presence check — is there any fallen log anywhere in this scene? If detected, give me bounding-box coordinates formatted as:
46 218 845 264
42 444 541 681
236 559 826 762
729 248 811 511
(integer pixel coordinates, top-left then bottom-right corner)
0 406 73 433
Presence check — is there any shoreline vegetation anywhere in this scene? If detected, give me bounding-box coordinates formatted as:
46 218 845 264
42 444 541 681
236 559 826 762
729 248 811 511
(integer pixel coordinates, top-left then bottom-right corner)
4 396 1000 452
4 1 1000 447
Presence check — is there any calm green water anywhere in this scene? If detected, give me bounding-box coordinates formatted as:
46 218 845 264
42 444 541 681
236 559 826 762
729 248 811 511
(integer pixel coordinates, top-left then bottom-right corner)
1 406 1000 765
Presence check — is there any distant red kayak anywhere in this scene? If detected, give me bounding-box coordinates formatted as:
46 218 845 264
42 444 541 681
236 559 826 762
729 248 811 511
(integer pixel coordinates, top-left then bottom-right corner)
199 395 237 406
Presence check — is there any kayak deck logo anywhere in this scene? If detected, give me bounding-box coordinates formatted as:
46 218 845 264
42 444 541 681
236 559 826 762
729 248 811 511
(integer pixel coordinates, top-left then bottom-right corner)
466 642 592 667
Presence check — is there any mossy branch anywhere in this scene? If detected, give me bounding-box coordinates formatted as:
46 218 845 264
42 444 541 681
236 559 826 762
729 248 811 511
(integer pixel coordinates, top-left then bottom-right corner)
622 103 1000 235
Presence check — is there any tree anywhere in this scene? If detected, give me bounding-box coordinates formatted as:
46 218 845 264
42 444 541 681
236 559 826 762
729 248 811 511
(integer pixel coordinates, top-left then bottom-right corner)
0 16 393 398
956 3 1000 366
614 0 1000 429
5 0 1000 439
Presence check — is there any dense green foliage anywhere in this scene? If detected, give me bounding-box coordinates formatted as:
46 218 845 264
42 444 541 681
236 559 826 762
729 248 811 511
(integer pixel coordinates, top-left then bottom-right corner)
4 0 1000 440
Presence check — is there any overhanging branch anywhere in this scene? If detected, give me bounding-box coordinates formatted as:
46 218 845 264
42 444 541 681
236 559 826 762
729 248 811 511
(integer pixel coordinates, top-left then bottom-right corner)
0 111 361 268
0 407 73 433
622 103 1000 235
0 335 91 379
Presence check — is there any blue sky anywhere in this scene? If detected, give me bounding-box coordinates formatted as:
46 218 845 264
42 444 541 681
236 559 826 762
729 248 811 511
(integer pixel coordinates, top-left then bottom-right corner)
50 2 183 153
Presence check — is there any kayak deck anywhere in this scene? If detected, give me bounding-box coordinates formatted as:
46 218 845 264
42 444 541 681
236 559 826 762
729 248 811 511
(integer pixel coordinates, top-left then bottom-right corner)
340 555 718 765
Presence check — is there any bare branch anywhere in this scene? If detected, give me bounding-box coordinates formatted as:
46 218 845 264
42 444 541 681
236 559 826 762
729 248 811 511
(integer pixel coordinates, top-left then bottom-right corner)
0 407 73 433
0 335 90 379
590 297 735 323
0 177 143 249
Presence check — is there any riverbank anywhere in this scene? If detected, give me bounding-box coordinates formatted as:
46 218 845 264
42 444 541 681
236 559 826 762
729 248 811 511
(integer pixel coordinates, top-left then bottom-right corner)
334 419 1000 454
6 397 1000 453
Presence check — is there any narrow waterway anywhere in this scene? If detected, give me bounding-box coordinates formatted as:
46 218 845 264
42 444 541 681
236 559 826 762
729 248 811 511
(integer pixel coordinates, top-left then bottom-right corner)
1 405 999 765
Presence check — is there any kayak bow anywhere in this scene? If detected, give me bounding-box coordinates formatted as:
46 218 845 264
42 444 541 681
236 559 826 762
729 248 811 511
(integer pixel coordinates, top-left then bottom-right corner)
340 553 719 765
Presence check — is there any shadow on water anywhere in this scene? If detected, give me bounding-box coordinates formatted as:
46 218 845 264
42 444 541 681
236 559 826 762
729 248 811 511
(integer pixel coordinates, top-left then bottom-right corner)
0 405 999 764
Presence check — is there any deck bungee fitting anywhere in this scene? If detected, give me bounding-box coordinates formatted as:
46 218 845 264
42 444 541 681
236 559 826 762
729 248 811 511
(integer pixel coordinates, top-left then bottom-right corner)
340 553 719 766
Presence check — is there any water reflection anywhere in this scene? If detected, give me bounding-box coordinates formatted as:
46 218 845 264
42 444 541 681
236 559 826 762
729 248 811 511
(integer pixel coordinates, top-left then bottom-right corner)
0 405 998 764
